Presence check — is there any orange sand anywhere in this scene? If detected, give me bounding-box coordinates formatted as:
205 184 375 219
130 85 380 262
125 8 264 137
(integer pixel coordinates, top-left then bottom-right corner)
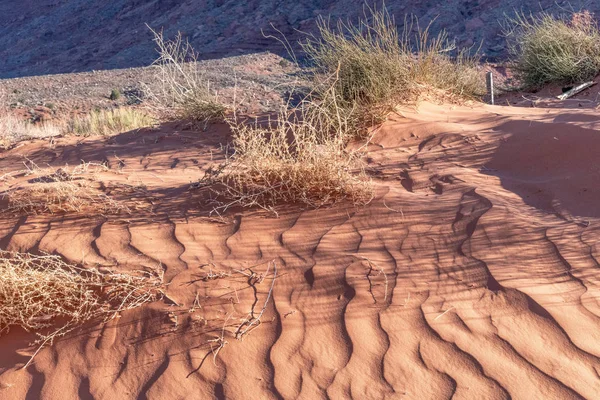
1 102 600 399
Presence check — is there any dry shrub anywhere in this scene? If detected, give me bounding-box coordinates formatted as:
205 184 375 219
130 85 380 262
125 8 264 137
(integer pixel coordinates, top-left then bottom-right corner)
0 251 163 366
66 107 155 137
4 181 128 215
301 7 411 110
191 7 481 211
2 163 129 215
203 84 373 212
410 28 484 99
0 114 62 149
145 27 226 126
301 6 484 122
505 10 600 88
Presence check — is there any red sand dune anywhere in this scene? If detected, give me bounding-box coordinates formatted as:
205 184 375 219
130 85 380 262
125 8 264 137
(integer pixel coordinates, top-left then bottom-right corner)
1 101 600 399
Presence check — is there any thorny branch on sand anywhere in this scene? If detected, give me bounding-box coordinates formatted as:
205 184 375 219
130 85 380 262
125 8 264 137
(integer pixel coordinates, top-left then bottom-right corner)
203 260 279 364
234 261 278 339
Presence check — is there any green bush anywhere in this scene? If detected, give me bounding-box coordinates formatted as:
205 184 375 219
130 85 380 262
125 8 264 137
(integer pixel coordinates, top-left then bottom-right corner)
109 89 121 101
505 11 600 88
301 6 484 121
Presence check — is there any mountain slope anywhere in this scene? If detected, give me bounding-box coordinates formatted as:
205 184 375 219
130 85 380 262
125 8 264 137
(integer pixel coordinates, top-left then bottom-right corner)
1 0 593 78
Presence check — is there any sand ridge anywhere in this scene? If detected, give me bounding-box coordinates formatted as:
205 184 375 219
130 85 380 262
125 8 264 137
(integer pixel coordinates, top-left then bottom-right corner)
1 102 600 399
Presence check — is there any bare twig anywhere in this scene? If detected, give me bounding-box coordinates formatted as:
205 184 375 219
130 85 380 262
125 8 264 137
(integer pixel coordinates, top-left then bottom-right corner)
434 306 455 321
235 261 278 339
208 314 231 365
361 256 389 304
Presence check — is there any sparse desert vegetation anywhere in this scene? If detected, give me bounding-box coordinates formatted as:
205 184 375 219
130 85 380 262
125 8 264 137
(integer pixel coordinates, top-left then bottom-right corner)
505 10 600 88
145 28 227 126
208 85 374 211
0 107 154 149
3 180 128 215
109 88 121 101
1 162 129 215
0 251 163 366
202 7 484 211
302 7 485 123
3 3 600 399
0 115 61 149
66 107 155 137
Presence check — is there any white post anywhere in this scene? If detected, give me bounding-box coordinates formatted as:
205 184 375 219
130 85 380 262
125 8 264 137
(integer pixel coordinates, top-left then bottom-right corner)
486 71 494 105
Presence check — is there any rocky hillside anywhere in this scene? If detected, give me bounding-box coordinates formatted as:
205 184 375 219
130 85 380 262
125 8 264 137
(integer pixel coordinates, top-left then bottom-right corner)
0 0 593 78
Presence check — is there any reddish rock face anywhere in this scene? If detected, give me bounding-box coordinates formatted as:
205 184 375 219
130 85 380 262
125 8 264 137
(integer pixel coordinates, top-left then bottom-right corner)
1 0 598 78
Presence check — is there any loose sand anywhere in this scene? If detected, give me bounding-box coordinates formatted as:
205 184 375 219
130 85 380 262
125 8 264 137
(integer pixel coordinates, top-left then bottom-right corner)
1 101 599 399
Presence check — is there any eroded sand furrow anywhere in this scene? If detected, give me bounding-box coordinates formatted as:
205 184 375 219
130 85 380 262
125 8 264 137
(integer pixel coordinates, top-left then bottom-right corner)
327 259 394 399
549 226 600 318
0 216 26 249
475 215 600 360
38 218 106 265
95 221 158 268
487 288 600 398
293 222 360 397
128 221 186 282
381 291 457 399
2 216 48 253
269 213 344 398
174 217 240 265
418 335 511 399
424 294 583 398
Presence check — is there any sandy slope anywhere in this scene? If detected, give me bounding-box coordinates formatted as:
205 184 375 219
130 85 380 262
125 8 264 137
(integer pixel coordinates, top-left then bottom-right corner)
1 101 600 399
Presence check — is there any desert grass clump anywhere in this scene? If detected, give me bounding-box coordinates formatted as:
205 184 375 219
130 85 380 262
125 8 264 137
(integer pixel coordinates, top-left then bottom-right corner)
505 11 600 88
2 163 129 215
66 107 155 137
205 85 373 212
301 7 484 123
4 181 126 215
409 28 485 99
146 28 226 126
301 8 411 111
0 115 61 149
0 251 163 366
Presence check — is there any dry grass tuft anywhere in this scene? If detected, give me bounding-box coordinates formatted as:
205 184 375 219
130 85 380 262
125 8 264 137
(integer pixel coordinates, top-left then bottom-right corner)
301 7 411 111
1 162 129 215
0 251 163 367
66 107 155 137
0 115 62 149
4 181 127 215
145 27 226 126
301 6 485 122
201 84 373 212
505 10 600 88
